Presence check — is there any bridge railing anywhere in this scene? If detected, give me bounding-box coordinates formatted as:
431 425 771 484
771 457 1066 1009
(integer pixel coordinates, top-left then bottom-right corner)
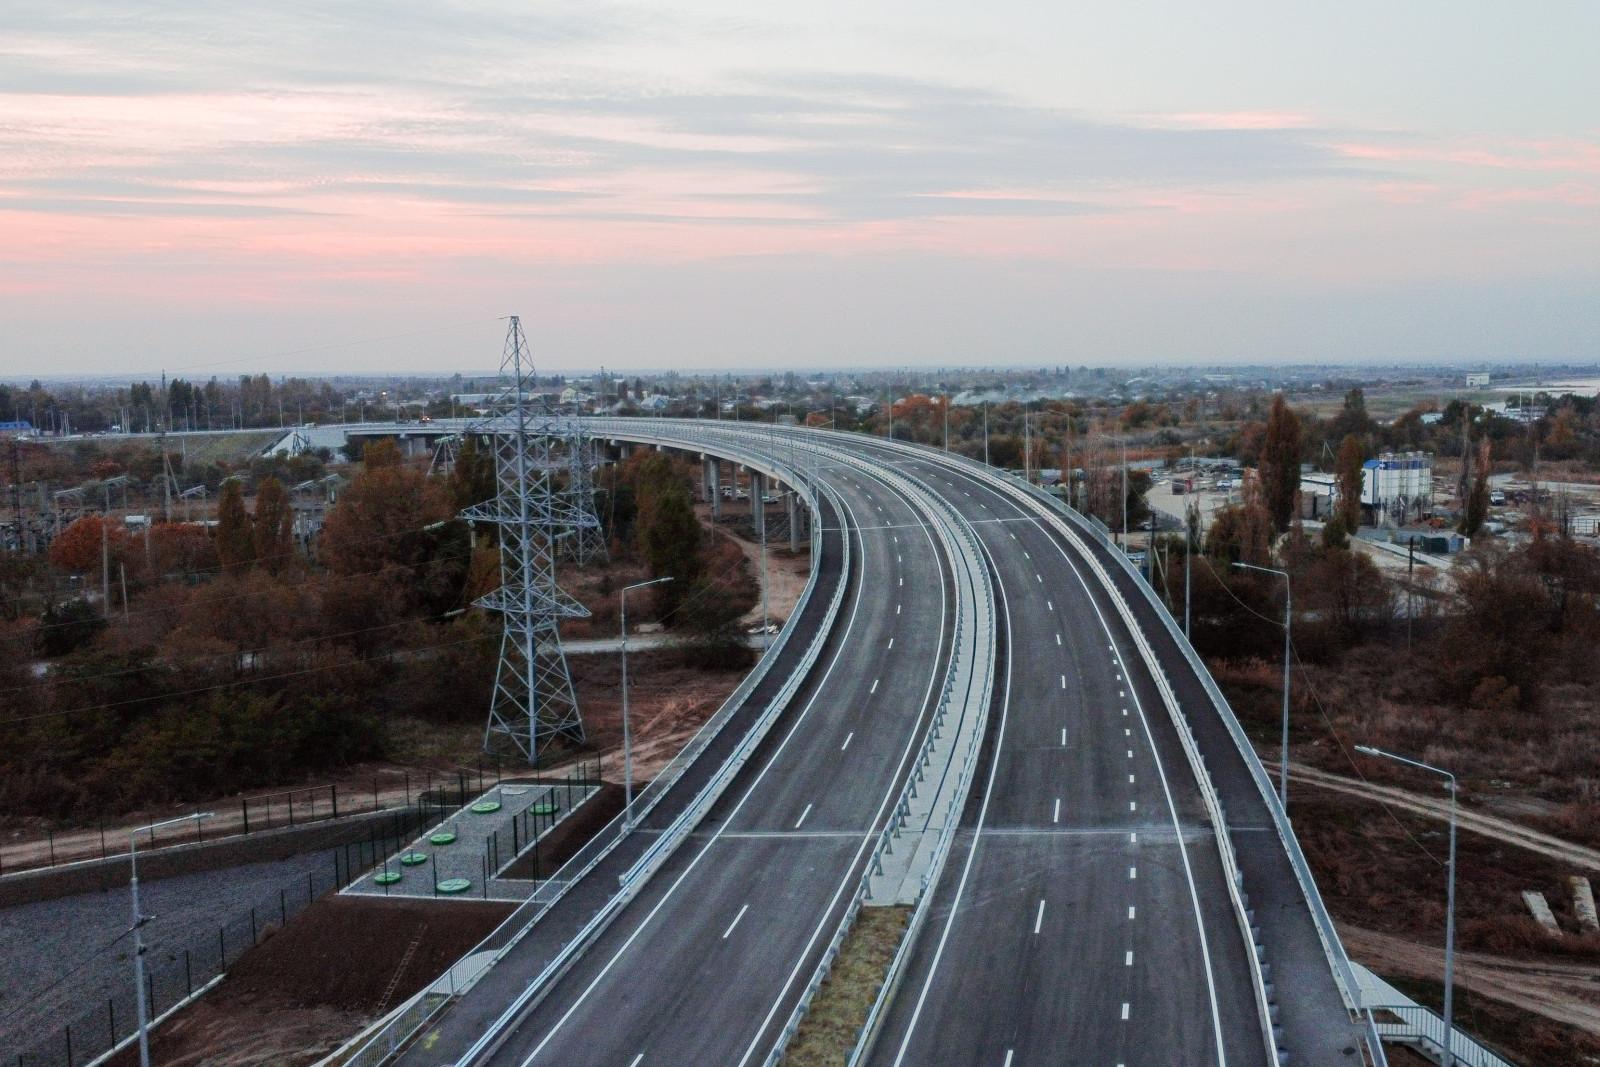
340 426 849 1067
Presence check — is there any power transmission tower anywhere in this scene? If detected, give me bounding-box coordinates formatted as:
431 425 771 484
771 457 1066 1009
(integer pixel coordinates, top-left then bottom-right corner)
464 317 588 763
558 426 608 564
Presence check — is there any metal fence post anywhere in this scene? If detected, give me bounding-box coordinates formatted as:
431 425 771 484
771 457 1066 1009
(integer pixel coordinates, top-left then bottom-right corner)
280 888 288 925
331 785 338 820
64 1023 71 1066
47 829 55 866
219 926 226 967
99 823 107 859
108 998 116 1044
184 948 192 997
250 907 257 945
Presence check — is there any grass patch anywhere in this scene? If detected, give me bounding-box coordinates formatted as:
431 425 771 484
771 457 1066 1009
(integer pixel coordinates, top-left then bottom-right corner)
784 905 911 1067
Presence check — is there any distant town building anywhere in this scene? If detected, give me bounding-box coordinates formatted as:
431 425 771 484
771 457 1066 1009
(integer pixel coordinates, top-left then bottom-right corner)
1465 372 1491 388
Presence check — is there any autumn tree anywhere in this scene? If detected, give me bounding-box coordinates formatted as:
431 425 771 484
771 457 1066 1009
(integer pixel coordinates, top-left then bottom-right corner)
1334 434 1364 534
1259 394 1302 532
251 476 295 574
215 480 255 571
48 514 127 576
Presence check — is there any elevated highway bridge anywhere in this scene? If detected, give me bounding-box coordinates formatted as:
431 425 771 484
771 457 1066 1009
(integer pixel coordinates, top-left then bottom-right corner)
325 419 1376 1066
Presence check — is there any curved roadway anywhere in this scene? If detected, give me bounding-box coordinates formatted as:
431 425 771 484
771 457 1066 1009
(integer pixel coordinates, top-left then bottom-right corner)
390 420 1359 1067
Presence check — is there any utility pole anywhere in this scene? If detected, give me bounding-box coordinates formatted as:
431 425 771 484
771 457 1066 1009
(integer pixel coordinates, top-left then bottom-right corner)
131 813 211 1067
982 401 990 467
1121 438 1128 548
620 577 672 831
1357 746 1457 1067
1233 561 1292 809
1023 409 1031 484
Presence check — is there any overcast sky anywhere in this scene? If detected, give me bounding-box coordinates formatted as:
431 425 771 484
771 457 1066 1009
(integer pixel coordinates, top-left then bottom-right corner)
2 1 1597 377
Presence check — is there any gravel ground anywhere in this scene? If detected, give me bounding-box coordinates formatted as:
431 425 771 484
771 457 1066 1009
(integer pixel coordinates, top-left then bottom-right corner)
0 845 343 1061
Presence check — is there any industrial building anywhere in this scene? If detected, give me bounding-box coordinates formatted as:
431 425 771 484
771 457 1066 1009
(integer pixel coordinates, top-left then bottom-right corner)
1362 452 1433 526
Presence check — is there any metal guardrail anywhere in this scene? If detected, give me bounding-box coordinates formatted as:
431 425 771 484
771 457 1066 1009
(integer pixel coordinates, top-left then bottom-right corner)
340 424 848 1067
758 445 996 1067
1369 1005 1515 1067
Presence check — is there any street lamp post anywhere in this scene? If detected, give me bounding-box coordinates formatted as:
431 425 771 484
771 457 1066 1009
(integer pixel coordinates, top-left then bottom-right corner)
620 576 673 831
130 812 212 1067
1232 560 1292 809
1356 745 1458 1067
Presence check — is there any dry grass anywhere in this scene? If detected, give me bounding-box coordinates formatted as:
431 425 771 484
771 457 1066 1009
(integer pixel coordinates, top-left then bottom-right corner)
784 906 912 1067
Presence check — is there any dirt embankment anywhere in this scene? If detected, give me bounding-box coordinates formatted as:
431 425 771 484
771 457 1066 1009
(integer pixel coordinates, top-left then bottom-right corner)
105 895 512 1067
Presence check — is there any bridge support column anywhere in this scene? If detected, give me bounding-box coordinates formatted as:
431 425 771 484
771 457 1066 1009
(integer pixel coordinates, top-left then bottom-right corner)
787 489 799 552
752 472 766 540
704 457 721 519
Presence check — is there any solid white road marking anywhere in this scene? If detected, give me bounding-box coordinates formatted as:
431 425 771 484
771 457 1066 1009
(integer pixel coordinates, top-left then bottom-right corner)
1004 1052 1014 1067
1034 899 1046 934
841 731 854 751
722 903 750 939
629 1056 644 1067
794 803 813 829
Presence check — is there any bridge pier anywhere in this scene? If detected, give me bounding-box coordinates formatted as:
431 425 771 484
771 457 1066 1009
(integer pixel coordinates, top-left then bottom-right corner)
787 488 799 551
704 456 721 519
752 472 767 540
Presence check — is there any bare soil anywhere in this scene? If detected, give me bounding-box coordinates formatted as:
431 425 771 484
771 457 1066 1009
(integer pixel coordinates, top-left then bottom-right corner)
104 895 512 1067
501 783 625 879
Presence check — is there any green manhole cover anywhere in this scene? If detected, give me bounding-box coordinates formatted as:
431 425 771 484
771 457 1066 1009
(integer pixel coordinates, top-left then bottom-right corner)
436 877 472 894
469 801 502 814
374 871 402 885
429 831 458 846
398 851 428 866
529 800 560 816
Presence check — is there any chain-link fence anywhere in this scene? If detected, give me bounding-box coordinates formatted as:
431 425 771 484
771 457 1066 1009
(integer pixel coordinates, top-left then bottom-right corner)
0 759 503 879
9 795 457 1067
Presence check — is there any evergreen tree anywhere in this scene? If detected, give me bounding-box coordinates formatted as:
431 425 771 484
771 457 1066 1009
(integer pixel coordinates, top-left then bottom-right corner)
216 479 255 571
1259 394 1303 532
1334 434 1365 533
252 476 295 573
1461 439 1490 537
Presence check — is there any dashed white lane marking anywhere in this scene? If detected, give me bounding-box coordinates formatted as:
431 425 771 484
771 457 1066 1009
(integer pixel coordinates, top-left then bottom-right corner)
1023 550 1030 559
1130 831 1138 844
1004 1052 1014 1067
871 678 880 694
1122 708 1128 717
1127 749 1133 758
1124 728 1131 737
794 803 813 829
841 731 854 751
898 576 903 586
1046 600 1053 611
1059 674 1065 689
1052 798 1061 823
1035 573 1042 582
897 554 902 563
1060 727 1066 746
1055 633 1062 646
722 903 750 939
1121 1002 1130 1021
887 637 895 650
1129 774 1135 784
1126 950 1134 966
1129 866 1138 880
1130 801 1138 812
1034 899 1046 934
1128 905 1136 919
896 604 902 615
1119 689 1125 697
